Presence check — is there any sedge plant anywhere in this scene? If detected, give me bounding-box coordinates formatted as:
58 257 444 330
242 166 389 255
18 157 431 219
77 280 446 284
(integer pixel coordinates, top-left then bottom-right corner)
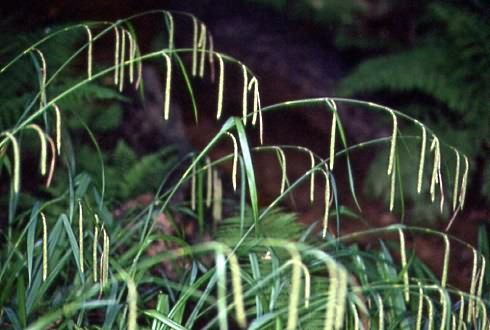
0 10 488 330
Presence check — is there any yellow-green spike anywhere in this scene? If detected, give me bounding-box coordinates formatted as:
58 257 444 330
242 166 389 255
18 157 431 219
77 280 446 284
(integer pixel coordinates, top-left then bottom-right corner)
426 294 434 330
241 65 248 125
33 49 47 108
41 212 48 281
322 168 331 238
84 25 93 80
191 158 196 210
198 23 207 78
127 31 135 83
52 104 62 155
300 262 311 309
457 294 465 330
439 288 448 330
163 53 172 120
416 124 427 194
459 156 469 210
324 259 338 330
377 294 384 330
441 234 450 288
350 302 360 330
208 34 215 81
127 277 138 330
286 247 302 330
389 160 396 211
223 250 245 328
26 124 47 176
387 110 398 175
416 282 424 330
334 267 348 329
191 16 198 77
248 77 259 125
429 136 441 203
93 214 99 282
452 149 460 211
44 135 56 187
99 225 105 288
216 54 224 119
276 148 286 194
477 256 486 299
114 27 120 85
478 299 487 330
101 227 109 286
78 201 84 273
327 99 337 170
284 259 311 309
467 248 478 323
398 228 410 302
118 28 126 92
308 149 315 203
3 132 20 193
134 43 143 89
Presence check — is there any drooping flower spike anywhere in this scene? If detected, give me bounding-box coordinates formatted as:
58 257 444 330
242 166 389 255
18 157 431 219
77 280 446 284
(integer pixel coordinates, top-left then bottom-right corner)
32 48 47 109
307 149 315 203
387 109 398 176
44 134 56 187
429 136 442 208
84 25 93 80
459 155 469 210
25 124 47 176
274 147 287 195
163 52 172 120
208 34 215 82
322 167 331 239
41 212 48 281
118 28 126 92
241 65 248 125
52 104 62 155
126 30 136 84
325 98 337 170
416 123 427 194
452 148 460 211
113 27 120 85
191 16 199 77
2 132 20 193
467 248 479 323
78 200 84 273
191 156 196 210
398 228 409 302
93 214 99 282
216 53 225 120
198 23 207 78
441 234 450 288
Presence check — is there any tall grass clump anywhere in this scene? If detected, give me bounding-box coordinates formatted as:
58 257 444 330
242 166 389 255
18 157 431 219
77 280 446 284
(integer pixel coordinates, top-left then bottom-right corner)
0 10 488 330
